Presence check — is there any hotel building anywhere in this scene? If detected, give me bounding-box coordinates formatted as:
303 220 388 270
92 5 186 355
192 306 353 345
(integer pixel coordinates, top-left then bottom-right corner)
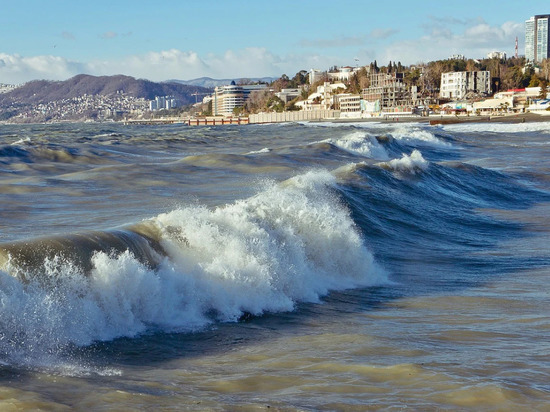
525 14 550 63
212 83 267 116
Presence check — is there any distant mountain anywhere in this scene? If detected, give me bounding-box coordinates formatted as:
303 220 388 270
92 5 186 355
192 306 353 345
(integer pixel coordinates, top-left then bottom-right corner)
0 74 212 106
171 77 277 88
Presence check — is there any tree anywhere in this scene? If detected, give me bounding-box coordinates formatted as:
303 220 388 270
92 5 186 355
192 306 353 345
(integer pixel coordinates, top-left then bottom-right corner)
539 79 548 99
266 95 285 112
347 73 361 94
288 70 309 88
404 69 421 87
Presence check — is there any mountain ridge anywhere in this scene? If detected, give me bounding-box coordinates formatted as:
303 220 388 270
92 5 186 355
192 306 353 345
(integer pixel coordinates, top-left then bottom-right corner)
0 74 213 106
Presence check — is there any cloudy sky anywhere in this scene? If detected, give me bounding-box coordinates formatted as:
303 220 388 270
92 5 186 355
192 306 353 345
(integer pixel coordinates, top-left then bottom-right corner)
1 0 549 84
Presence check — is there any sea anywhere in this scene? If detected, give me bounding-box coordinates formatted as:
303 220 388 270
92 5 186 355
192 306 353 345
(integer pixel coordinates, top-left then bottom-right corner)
0 119 549 411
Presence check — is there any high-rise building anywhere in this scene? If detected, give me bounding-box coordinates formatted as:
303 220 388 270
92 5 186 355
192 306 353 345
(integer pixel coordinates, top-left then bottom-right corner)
525 14 550 63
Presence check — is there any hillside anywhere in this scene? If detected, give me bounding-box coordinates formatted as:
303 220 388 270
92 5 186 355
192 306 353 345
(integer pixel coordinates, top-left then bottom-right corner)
0 74 212 106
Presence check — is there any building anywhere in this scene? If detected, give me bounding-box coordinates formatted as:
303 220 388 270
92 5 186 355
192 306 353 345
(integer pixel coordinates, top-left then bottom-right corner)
0 84 18 94
336 94 361 115
487 51 507 60
525 14 550 63
150 95 178 111
327 66 364 82
295 82 345 111
440 71 491 100
308 69 325 85
275 88 301 104
362 72 412 110
212 83 268 116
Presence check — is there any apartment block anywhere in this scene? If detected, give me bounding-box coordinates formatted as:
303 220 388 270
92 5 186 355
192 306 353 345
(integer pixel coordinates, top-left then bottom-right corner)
440 71 491 100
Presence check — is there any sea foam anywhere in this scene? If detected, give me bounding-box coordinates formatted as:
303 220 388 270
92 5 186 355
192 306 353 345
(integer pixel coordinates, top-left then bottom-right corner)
441 120 550 134
376 149 429 174
321 131 390 159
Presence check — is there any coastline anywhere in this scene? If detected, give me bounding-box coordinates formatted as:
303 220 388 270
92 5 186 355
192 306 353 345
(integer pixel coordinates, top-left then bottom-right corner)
323 111 550 125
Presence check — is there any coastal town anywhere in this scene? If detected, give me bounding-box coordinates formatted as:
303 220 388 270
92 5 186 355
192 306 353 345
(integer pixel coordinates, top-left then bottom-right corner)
1 13 550 125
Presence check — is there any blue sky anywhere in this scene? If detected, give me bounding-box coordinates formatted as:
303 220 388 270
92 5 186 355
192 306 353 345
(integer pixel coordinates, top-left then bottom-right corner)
1 0 549 84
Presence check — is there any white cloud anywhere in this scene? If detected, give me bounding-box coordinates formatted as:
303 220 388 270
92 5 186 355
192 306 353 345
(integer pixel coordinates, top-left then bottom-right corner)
0 20 527 85
0 48 337 84
377 21 523 64
0 53 84 84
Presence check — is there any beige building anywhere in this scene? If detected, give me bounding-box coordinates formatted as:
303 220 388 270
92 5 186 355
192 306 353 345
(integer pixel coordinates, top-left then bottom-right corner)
336 94 361 114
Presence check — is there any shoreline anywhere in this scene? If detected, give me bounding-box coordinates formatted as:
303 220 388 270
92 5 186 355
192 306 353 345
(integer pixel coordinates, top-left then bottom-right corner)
323 111 550 125
2 112 550 127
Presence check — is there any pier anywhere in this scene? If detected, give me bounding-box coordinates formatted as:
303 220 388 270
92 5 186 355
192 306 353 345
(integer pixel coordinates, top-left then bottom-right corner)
124 116 249 126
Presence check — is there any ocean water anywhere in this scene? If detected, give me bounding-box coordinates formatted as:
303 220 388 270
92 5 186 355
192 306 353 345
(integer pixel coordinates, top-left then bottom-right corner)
0 120 549 410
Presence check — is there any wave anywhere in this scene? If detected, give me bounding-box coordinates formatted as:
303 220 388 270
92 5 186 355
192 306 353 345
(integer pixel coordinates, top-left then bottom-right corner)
319 131 390 160
376 150 429 174
0 170 386 366
246 148 271 154
0 142 106 165
386 125 450 146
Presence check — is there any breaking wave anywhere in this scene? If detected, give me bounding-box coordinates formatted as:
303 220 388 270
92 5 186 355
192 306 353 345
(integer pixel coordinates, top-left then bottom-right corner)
0 170 386 366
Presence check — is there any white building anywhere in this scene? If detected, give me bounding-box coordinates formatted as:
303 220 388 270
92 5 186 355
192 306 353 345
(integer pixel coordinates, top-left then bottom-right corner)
212 83 268 116
327 66 363 82
487 51 507 59
308 69 325 85
150 95 178 111
295 82 346 111
440 71 491 100
525 14 550 63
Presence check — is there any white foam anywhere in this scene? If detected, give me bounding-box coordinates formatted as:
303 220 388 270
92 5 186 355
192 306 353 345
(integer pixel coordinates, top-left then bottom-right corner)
0 170 386 366
376 150 429 174
320 131 390 160
10 137 31 145
304 121 448 147
246 147 271 154
441 120 550 134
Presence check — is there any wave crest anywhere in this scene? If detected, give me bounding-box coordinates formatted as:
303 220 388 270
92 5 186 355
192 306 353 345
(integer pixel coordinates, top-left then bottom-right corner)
0 170 386 365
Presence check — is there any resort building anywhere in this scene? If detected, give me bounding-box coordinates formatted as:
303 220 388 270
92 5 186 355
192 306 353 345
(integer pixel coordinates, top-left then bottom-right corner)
336 94 361 116
212 83 268 116
440 71 491 100
525 14 550 63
